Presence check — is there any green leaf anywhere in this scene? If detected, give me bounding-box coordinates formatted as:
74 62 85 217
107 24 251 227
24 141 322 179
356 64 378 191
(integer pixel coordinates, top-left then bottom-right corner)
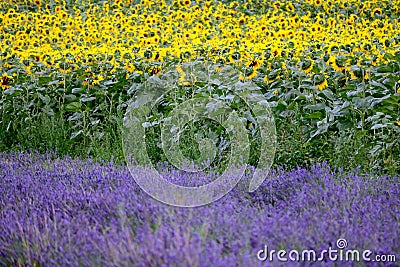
381 95 400 106
337 120 353 131
38 93 50 104
48 80 60 86
3 87 22 96
376 65 393 73
70 130 83 139
65 94 77 102
307 111 323 119
316 59 327 72
104 80 117 86
275 99 287 111
42 106 55 116
294 95 307 101
68 112 83 121
64 102 82 112
369 80 387 90
371 124 385 130
80 97 96 102
304 103 325 110
72 87 84 94
91 119 100 126
309 118 330 139
321 89 334 100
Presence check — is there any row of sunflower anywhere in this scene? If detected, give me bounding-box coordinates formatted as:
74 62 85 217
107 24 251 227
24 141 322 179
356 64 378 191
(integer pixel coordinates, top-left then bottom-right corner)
1 0 399 72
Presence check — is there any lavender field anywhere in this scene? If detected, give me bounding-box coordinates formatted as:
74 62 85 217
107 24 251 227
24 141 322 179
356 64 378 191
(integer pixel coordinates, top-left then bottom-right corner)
0 152 398 266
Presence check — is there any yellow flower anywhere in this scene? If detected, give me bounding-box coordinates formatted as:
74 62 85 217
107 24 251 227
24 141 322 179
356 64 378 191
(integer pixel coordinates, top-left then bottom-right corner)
176 65 185 75
1 0 399 84
0 73 12 90
180 81 193 86
3 63 13 68
246 71 258 80
372 8 383 18
397 88 400 94
316 80 328 90
273 89 278 95
149 66 162 75
240 71 257 81
313 0 322 5
92 75 104 85
247 59 261 69
332 61 345 72
182 0 191 7
301 60 314 74
239 73 247 81
214 66 222 72
397 121 400 126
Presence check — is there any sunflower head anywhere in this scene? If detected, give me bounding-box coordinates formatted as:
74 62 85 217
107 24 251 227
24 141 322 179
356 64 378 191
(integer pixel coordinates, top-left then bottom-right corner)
301 59 314 73
316 79 328 90
181 0 191 7
313 73 327 90
0 73 12 90
372 8 382 18
332 56 347 72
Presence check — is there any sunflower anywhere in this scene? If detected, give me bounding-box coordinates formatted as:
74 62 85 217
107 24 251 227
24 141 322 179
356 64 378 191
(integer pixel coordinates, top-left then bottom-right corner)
246 71 258 80
214 66 223 72
248 59 261 68
178 73 196 86
301 59 314 74
0 73 12 90
313 0 322 7
176 64 185 75
313 73 327 90
263 72 279 84
149 66 162 75
316 79 328 90
182 0 191 7
284 2 294 12
372 8 382 18
239 70 257 81
332 57 346 72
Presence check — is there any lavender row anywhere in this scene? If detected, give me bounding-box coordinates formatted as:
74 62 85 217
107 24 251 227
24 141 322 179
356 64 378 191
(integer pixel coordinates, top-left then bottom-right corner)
0 152 398 266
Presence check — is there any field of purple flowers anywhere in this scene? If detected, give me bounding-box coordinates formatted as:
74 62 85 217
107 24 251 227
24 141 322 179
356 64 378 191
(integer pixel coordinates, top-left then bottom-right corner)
0 152 398 266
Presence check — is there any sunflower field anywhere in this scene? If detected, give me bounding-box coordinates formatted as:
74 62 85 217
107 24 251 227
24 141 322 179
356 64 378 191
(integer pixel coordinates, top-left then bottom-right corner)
1 0 399 174
0 0 400 266
1 0 400 173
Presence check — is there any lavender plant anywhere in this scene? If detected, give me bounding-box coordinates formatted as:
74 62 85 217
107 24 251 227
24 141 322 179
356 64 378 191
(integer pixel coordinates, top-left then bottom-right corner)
0 152 398 266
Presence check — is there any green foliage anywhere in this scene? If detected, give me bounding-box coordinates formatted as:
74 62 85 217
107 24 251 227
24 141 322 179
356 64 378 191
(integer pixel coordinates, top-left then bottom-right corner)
1 55 399 175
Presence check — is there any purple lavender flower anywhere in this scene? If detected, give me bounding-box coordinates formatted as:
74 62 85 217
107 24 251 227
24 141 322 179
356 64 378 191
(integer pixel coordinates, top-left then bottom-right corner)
0 152 398 266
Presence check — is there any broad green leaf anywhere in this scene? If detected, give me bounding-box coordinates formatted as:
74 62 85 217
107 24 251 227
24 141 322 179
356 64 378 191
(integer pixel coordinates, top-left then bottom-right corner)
64 102 82 112
304 103 325 110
